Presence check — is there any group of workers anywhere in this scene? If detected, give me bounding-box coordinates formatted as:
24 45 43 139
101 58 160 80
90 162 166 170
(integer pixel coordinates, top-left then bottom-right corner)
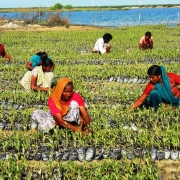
92 31 154 54
1 31 179 137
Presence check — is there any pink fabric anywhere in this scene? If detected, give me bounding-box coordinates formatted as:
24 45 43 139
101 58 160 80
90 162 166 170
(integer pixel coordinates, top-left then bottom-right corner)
143 73 180 98
48 92 85 115
140 36 154 45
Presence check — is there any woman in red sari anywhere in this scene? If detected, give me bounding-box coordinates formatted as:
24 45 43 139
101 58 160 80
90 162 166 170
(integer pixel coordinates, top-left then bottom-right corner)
0 44 12 60
32 78 90 136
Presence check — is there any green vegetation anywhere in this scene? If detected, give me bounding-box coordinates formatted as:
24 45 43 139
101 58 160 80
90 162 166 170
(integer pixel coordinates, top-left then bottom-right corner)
64 4 73 9
0 4 179 12
50 3 63 10
0 24 180 179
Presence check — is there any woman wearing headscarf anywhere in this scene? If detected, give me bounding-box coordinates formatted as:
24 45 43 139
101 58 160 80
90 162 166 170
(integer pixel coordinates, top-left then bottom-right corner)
31 78 90 136
20 58 54 91
130 65 180 111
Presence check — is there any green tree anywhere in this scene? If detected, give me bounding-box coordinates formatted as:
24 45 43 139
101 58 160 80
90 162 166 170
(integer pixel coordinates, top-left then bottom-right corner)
50 3 63 10
64 4 73 9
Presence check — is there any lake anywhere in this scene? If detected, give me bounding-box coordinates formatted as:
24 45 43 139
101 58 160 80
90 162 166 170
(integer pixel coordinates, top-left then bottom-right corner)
0 7 180 27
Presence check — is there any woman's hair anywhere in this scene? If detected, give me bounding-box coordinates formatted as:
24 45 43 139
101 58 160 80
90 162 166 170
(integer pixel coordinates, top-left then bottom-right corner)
103 33 113 40
42 58 54 67
36 51 48 61
145 31 152 37
147 65 161 76
64 81 73 90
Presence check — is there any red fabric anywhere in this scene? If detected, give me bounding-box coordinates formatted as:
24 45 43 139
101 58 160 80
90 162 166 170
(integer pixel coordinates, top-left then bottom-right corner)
143 73 180 97
139 36 154 45
48 92 85 116
0 44 6 57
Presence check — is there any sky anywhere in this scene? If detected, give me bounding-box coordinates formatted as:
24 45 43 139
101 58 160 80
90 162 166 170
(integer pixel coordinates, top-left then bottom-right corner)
1 0 180 8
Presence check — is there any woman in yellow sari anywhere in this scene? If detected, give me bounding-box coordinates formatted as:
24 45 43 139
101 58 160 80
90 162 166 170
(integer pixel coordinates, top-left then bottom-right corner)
20 58 54 91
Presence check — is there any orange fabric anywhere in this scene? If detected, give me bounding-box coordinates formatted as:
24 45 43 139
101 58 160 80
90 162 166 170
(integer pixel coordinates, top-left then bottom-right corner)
50 78 72 116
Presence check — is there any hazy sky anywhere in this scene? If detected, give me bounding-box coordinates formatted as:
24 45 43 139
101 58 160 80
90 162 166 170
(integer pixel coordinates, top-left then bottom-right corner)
1 0 180 8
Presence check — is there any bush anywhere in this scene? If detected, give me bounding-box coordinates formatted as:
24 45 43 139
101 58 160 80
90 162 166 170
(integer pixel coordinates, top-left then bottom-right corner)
20 12 42 24
64 5 73 9
50 3 63 10
47 12 70 26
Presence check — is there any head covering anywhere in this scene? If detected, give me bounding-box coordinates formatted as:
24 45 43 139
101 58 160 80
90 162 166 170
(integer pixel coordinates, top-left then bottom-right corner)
155 66 180 107
50 78 72 116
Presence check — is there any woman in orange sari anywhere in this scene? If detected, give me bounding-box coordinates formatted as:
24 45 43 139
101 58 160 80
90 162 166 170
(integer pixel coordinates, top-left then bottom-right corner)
32 78 90 136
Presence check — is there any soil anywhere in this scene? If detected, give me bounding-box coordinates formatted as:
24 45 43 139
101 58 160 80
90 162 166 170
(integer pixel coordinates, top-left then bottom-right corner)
156 160 180 180
0 25 105 32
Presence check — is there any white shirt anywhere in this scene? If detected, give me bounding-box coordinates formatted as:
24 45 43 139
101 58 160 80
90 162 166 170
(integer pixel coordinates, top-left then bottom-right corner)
93 38 108 54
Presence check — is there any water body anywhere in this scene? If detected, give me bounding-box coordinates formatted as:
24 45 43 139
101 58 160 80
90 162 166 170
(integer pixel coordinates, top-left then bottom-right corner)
0 8 180 27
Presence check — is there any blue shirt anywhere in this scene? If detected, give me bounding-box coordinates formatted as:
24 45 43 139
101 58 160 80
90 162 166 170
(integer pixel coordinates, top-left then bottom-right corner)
30 54 50 68
30 55 42 68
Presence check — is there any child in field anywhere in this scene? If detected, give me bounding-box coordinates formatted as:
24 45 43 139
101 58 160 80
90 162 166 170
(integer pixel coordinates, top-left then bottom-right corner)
26 51 54 71
92 33 113 54
139 31 154 50
0 44 12 60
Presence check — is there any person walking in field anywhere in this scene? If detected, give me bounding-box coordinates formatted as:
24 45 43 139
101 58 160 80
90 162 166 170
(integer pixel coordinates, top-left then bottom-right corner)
0 44 12 60
139 31 154 50
26 51 54 71
130 65 180 111
20 58 54 91
31 78 90 137
92 33 113 54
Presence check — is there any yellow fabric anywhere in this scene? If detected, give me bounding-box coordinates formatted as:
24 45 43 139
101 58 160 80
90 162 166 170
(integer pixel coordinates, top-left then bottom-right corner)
37 66 44 86
37 66 50 87
50 78 72 116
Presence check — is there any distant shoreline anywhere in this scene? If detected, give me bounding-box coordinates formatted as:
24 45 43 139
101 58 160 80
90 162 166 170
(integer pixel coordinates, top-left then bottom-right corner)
0 4 179 13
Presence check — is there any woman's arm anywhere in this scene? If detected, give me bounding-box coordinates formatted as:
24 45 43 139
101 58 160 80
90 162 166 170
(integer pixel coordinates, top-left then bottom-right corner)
130 93 148 111
105 45 111 54
5 53 12 60
26 61 33 70
149 41 154 49
30 75 51 91
79 106 90 134
53 113 80 132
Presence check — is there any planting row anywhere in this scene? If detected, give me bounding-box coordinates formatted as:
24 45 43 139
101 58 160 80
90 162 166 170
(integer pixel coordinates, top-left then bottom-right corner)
1 63 179 82
0 145 180 162
0 159 160 180
2 57 180 66
1 107 180 151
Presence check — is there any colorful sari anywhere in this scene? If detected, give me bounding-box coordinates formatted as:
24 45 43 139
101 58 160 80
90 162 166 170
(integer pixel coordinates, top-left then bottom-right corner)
31 78 81 132
155 66 180 107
